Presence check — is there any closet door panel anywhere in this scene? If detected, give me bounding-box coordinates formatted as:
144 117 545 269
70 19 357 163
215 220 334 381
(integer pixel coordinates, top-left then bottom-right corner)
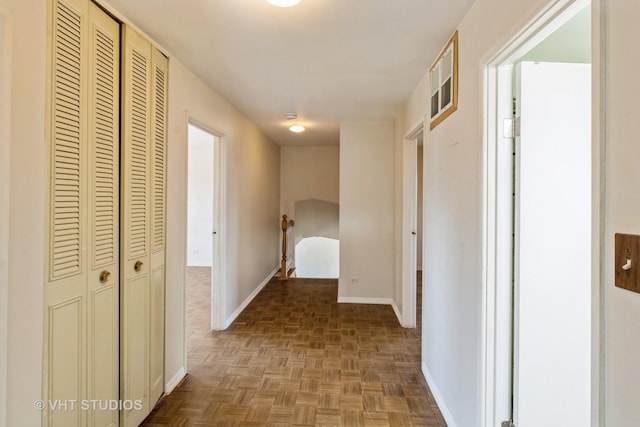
149 47 168 406
149 262 165 404
89 286 118 426
48 298 83 427
121 24 152 427
87 3 120 426
45 0 88 424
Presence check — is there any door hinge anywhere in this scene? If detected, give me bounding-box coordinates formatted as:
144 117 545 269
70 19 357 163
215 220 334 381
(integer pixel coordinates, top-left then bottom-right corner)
503 117 521 138
501 420 515 427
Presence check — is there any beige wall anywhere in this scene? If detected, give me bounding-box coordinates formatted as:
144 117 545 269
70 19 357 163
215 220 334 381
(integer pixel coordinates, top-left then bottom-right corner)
1 0 46 425
280 145 339 217
0 11 10 427
339 121 395 302
606 1 640 425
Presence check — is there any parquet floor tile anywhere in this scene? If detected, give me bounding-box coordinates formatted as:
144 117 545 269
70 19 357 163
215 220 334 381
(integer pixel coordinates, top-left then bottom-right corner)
142 269 446 426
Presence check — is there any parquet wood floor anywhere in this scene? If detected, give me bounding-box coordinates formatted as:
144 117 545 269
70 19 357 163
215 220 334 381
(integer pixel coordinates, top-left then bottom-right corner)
141 269 445 426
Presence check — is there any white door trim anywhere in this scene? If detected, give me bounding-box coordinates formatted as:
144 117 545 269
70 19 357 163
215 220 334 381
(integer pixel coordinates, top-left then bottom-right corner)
480 0 603 426
401 120 423 328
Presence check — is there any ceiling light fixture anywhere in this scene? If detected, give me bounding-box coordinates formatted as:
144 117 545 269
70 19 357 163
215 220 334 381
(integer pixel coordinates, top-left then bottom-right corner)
267 0 301 7
285 113 305 133
289 123 305 133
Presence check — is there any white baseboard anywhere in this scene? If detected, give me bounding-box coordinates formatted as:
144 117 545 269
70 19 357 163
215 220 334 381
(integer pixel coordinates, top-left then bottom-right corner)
225 267 278 328
391 299 402 325
165 367 186 394
337 296 394 305
422 362 457 427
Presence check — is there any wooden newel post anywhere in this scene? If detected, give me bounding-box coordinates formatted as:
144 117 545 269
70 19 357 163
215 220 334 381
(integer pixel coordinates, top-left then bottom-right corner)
280 215 295 280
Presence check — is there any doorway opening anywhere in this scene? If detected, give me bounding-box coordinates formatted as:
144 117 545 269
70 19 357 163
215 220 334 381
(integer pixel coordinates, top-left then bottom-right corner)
482 1 601 426
186 121 226 357
293 199 339 279
402 123 423 328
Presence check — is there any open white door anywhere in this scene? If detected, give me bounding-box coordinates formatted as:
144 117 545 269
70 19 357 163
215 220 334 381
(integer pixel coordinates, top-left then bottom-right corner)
402 133 419 327
513 61 591 427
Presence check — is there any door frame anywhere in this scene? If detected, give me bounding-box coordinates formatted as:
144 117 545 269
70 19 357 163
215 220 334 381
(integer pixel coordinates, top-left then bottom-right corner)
480 0 604 425
185 118 227 336
401 120 423 328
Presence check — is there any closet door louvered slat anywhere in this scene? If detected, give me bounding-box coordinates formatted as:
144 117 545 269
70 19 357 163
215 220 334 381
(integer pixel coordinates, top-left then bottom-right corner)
50 0 84 283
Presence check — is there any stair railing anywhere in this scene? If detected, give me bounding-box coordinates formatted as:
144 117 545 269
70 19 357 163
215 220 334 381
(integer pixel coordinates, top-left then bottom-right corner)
280 215 295 280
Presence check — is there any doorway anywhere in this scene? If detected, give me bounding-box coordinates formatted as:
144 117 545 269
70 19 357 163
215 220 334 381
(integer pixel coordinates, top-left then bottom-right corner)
482 1 601 426
186 121 226 336
402 123 423 328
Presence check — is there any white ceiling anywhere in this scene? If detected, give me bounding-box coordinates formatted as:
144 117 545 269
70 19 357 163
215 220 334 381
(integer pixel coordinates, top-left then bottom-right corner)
105 0 475 146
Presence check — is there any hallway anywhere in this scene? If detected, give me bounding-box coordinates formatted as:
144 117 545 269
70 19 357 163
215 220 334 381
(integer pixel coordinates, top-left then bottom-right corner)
142 270 444 426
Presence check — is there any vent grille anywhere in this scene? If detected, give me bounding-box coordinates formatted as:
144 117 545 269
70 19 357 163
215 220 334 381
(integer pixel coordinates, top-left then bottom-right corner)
92 28 117 267
51 1 83 279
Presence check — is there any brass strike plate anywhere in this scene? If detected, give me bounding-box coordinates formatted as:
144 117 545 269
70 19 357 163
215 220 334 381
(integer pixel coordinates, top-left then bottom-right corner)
615 233 640 293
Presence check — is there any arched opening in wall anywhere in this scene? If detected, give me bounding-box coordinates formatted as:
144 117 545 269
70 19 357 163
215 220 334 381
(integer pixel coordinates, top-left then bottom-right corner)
293 199 339 278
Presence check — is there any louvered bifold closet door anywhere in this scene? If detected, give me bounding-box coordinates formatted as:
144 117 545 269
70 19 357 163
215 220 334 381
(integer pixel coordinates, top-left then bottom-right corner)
45 0 120 426
87 3 120 426
121 25 153 427
149 47 168 408
45 1 88 425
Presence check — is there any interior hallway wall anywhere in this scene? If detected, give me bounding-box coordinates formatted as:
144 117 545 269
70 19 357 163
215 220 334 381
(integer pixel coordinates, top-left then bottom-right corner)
280 145 339 217
0 11 10 427
0 0 46 425
339 121 394 302
606 1 640 425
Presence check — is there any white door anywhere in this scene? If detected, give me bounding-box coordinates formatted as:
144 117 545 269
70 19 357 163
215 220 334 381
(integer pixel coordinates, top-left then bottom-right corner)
121 26 152 427
121 25 167 427
149 46 168 410
86 4 121 425
402 137 418 327
513 61 591 427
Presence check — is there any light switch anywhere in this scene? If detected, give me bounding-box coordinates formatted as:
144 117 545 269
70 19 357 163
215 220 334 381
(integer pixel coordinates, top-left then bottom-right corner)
615 233 640 293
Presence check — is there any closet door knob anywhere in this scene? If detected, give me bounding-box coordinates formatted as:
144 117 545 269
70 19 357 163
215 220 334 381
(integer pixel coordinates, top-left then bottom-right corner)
99 270 111 284
134 261 143 272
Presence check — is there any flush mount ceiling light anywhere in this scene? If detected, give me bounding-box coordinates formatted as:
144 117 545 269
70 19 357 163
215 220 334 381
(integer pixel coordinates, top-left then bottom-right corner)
285 113 305 133
267 0 302 7
289 123 305 133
